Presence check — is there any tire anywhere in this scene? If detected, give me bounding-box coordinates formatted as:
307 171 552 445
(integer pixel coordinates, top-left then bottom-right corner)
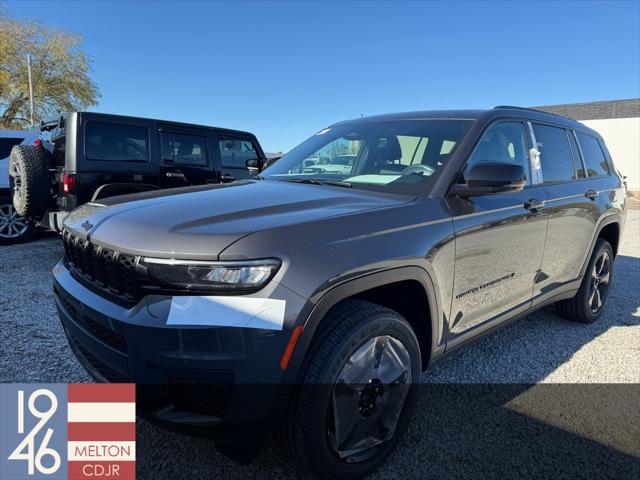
9 145 50 218
0 196 36 245
556 239 614 324
284 300 421 479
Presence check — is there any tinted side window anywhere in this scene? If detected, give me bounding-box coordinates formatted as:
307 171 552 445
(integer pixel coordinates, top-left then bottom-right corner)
220 139 258 168
161 133 208 166
464 122 530 185
532 124 576 184
577 133 609 177
0 138 25 159
85 121 149 162
567 131 586 179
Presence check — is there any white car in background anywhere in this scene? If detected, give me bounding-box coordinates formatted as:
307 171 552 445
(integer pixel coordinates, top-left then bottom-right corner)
0 129 40 244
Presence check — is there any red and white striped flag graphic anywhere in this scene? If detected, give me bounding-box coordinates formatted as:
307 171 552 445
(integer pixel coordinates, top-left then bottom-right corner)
67 384 136 480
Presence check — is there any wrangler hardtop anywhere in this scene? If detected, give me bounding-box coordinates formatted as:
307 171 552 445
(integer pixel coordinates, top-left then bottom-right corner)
9 111 266 234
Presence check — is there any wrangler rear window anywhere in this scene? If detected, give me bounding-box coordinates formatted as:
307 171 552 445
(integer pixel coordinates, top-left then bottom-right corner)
85 121 149 162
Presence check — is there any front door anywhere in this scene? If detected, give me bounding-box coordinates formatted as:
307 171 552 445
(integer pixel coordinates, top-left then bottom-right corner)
445 120 547 342
158 128 215 187
216 135 262 182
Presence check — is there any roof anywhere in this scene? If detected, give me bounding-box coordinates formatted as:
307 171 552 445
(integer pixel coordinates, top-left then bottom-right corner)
533 98 640 121
331 106 588 131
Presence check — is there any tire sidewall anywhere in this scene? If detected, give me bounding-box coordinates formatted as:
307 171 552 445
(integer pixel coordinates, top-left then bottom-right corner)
302 313 421 479
9 145 50 218
581 239 613 322
0 195 36 245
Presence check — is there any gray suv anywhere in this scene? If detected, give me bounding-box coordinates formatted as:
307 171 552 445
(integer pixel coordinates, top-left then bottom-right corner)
53 107 627 479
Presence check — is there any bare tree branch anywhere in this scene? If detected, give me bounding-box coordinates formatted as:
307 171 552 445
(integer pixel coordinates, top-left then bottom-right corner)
0 14 100 128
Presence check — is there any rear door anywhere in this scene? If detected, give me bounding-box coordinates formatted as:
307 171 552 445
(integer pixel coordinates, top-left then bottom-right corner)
535 125 612 297
215 134 262 182
158 127 215 187
446 120 547 342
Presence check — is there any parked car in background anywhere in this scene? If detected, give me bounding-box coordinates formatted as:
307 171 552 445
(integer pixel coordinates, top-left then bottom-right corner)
303 153 356 175
1 129 40 244
8 112 266 236
53 107 626 478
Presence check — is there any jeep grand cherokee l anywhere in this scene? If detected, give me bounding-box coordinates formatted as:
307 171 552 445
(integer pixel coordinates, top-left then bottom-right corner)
53 107 627 479
8 112 265 237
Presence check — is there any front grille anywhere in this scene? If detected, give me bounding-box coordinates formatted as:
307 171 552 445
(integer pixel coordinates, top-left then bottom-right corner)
62 230 139 302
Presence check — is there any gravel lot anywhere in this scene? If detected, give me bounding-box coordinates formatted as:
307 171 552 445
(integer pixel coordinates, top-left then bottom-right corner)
1 210 638 478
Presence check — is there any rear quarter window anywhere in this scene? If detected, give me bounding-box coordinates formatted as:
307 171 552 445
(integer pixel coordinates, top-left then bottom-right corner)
85 121 149 162
577 133 610 177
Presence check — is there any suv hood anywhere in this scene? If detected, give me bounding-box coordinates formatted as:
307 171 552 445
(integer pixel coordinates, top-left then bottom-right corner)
63 180 413 258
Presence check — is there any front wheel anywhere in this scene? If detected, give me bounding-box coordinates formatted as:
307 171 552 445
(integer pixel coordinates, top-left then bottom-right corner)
284 300 421 479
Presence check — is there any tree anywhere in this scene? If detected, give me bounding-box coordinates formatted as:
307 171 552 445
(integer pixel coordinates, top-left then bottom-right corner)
0 12 99 128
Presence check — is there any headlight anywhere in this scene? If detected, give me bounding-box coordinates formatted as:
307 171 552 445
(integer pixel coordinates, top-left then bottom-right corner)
142 257 281 292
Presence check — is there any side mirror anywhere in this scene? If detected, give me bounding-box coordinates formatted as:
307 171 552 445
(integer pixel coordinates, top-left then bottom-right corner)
246 158 259 170
451 162 525 196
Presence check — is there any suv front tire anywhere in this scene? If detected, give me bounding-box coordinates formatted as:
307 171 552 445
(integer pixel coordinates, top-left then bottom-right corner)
284 300 421 479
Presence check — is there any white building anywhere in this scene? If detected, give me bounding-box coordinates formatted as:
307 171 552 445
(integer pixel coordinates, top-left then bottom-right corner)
535 99 640 190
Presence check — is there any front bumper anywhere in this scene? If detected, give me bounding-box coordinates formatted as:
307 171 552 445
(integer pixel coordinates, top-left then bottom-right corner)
53 259 306 438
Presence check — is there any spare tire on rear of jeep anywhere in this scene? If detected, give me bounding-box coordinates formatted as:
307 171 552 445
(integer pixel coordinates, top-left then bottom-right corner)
9 145 51 218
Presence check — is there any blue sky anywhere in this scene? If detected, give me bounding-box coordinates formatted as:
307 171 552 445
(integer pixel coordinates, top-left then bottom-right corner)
7 0 640 152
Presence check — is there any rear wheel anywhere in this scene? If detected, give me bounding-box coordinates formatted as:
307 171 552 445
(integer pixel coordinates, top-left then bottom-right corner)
284 300 421 479
556 239 613 324
9 145 51 218
0 198 36 245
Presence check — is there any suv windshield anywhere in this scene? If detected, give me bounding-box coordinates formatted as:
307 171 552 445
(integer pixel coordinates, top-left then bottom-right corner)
261 119 472 195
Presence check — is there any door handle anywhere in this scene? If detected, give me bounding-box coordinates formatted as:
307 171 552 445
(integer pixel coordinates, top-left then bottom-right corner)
220 173 236 183
585 189 599 200
524 198 545 211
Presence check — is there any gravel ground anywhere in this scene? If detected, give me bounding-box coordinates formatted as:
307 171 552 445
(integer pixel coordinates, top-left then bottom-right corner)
1 210 638 478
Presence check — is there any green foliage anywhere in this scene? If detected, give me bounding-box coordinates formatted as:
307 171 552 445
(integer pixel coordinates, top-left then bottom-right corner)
0 13 100 128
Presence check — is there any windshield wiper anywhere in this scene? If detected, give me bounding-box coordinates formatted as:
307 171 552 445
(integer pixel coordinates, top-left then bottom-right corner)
279 178 352 188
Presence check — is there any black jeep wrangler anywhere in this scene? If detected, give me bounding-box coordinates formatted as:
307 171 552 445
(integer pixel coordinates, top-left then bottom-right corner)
8 112 266 237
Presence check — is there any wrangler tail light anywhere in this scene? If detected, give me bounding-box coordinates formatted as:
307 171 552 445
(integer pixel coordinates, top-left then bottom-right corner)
62 172 75 194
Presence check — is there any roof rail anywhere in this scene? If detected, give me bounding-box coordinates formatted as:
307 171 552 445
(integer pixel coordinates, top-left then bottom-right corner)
492 105 571 120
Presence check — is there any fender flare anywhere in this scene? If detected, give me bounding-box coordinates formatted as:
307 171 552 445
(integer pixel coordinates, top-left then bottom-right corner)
281 265 443 383
579 212 623 278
